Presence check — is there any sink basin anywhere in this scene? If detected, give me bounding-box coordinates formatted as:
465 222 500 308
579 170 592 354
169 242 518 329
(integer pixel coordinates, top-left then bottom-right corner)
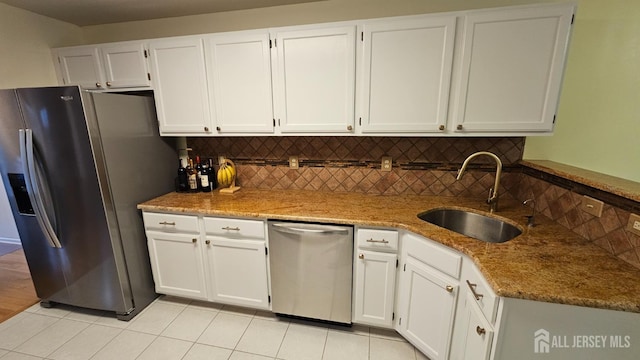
417 208 522 243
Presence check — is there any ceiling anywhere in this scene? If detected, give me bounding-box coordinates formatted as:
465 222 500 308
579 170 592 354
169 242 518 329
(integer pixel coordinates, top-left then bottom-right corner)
0 0 324 26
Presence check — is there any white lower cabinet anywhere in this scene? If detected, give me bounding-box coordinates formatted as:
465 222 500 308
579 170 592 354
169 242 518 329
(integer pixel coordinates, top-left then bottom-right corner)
204 237 270 309
353 228 399 328
456 291 495 360
396 232 460 360
202 216 270 310
142 212 270 310
145 231 208 300
142 212 208 300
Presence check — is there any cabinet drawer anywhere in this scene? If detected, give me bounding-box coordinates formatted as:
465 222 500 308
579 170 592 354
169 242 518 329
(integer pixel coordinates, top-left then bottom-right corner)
143 212 199 233
357 228 398 252
204 217 265 239
464 262 498 323
402 232 462 279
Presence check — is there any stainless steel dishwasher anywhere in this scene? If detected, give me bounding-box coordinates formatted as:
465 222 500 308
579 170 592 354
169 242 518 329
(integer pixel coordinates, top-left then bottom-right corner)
268 221 353 324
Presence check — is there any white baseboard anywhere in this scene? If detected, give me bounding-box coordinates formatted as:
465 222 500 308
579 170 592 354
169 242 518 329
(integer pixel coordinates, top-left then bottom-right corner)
0 237 21 245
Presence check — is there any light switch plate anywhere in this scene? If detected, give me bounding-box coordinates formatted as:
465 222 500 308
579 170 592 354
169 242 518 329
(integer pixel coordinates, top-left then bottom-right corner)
289 156 299 169
381 157 392 172
626 213 640 236
581 195 604 217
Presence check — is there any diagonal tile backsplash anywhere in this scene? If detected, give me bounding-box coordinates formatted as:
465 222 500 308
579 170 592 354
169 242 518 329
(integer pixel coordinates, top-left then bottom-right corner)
188 136 524 198
511 172 640 270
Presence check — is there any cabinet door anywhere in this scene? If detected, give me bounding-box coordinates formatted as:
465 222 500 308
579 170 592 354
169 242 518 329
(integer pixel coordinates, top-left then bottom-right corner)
205 237 270 309
360 16 456 133
451 4 574 133
56 47 105 90
149 38 212 135
273 26 356 133
455 292 495 360
101 42 150 88
146 231 208 300
397 256 458 360
206 32 275 134
353 250 397 327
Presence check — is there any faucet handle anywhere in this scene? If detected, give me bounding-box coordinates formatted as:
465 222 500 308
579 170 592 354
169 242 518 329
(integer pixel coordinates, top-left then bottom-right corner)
523 199 536 227
487 188 495 202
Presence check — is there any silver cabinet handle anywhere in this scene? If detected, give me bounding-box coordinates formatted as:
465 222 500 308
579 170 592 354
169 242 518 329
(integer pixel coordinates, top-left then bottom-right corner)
159 221 175 226
445 285 454 293
20 129 62 249
205 240 211 245
366 238 389 244
192 238 197 243
466 280 484 300
106 81 112 87
476 326 486 336
358 253 364 259
222 226 240 231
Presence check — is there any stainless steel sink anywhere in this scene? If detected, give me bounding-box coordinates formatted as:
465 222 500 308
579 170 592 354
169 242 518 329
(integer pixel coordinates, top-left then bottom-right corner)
418 208 522 243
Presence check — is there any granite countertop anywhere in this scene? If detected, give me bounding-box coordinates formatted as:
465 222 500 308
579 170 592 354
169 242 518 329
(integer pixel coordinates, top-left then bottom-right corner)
138 188 640 314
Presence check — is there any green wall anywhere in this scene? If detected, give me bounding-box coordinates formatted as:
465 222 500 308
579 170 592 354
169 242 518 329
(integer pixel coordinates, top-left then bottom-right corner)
524 0 640 182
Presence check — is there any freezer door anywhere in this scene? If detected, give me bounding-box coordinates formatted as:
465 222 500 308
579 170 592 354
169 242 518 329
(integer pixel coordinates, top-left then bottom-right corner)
15 87 131 313
0 89 69 301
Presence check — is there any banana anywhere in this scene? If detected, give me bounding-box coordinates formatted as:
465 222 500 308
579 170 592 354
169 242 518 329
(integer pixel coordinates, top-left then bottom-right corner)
216 159 236 188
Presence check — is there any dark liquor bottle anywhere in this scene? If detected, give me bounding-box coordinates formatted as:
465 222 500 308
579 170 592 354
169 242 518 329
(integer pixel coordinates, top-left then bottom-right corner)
208 158 217 189
187 158 198 192
200 160 212 192
195 155 203 191
177 159 189 192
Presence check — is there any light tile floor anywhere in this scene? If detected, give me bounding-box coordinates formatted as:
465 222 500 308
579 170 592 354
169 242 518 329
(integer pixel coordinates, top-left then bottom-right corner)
0 296 430 360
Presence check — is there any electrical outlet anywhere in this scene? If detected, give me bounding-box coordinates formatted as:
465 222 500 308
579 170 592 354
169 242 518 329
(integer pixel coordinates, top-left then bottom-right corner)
381 157 392 172
289 156 299 169
626 213 640 236
581 195 604 217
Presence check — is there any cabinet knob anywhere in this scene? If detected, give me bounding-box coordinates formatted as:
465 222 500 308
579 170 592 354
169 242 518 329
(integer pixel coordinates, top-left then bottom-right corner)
439 125 445 131
95 82 101 88
192 238 197 243
205 240 210 245
445 285 454 293
106 81 112 87
476 326 486 336
204 127 210 132
216 126 221 131
457 124 463 130
347 125 353 131
358 253 364 259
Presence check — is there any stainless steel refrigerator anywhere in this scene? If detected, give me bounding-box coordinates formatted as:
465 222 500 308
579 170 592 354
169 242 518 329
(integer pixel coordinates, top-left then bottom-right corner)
0 86 176 320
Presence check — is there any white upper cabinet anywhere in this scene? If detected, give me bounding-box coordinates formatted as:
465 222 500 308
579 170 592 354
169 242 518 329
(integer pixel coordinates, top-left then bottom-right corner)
55 42 150 90
149 37 213 135
272 25 357 133
55 46 106 90
450 4 574 133
100 42 151 88
359 15 456 134
205 31 275 134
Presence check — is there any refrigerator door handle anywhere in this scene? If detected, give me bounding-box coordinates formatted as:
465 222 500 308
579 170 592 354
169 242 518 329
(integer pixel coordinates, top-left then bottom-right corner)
19 129 62 249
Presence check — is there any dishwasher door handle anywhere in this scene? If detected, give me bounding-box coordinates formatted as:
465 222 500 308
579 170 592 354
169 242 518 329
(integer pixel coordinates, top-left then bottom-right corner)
271 223 350 236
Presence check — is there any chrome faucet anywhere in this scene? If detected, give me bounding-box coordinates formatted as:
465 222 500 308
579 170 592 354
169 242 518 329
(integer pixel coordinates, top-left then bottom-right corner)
456 151 503 213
